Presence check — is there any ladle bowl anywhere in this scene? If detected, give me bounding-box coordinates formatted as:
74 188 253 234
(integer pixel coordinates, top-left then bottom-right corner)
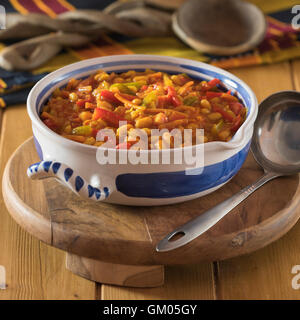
157 91 300 252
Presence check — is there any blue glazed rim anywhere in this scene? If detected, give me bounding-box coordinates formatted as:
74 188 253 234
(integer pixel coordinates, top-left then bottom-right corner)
27 54 258 154
116 141 251 198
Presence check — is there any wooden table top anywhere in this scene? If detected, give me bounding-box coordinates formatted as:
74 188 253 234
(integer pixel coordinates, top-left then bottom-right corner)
0 61 300 300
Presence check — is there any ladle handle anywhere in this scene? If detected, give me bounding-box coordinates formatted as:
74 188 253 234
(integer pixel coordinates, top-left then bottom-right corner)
156 172 280 252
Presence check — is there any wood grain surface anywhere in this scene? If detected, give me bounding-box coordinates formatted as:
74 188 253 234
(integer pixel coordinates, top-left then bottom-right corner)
3 138 300 268
0 61 300 299
66 253 164 287
0 106 95 299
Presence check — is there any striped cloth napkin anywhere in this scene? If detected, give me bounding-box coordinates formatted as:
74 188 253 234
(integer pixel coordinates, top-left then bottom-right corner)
0 0 299 107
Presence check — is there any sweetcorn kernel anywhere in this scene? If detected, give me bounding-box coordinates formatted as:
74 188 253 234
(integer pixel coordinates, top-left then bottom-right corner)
219 129 231 140
69 92 78 102
97 119 107 129
153 112 167 125
84 137 96 145
208 112 222 121
135 116 153 128
200 99 211 109
94 72 109 81
132 98 142 105
89 119 107 129
200 108 210 114
79 111 92 122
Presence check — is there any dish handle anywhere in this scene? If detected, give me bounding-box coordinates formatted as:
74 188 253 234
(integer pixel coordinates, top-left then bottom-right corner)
27 161 113 202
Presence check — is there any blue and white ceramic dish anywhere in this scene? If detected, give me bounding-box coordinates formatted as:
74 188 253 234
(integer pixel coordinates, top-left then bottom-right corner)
27 55 258 206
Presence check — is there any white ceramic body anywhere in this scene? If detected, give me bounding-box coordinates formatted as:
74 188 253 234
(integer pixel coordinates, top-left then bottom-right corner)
27 55 257 205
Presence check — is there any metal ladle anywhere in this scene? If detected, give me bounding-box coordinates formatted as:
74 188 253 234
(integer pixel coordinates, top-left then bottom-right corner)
157 91 300 252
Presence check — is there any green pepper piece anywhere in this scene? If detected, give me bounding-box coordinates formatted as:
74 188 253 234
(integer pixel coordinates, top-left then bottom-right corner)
124 81 146 89
142 91 157 108
183 96 198 106
109 83 134 95
72 125 92 136
109 81 146 94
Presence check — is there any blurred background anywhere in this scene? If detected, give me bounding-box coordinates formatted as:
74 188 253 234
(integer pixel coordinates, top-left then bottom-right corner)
0 0 299 107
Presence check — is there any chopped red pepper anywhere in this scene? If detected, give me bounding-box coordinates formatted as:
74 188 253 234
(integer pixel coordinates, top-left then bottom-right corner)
100 90 120 104
201 78 221 91
231 114 242 132
76 98 93 107
101 91 138 104
167 86 181 107
93 108 129 127
229 102 243 116
44 118 57 131
91 128 99 138
212 105 235 122
153 112 168 124
208 78 220 88
206 91 223 99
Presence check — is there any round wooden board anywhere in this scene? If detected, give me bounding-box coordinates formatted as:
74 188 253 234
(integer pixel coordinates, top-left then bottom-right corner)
3 138 300 266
